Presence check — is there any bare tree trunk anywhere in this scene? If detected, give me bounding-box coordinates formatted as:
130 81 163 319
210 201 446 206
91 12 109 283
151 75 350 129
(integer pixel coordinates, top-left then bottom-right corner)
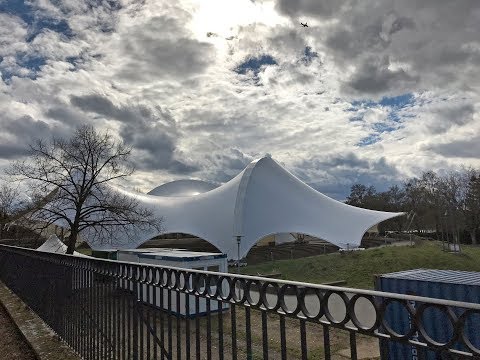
470 228 477 245
7 126 162 252
415 220 421 235
66 230 78 254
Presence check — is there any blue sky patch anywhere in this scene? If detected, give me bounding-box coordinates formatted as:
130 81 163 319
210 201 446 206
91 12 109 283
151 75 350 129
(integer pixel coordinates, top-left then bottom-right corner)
350 93 416 147
31 18 73 40
65 56 81 71
372 122 396 133
235 55 277 77
86 0 122 11
357 134 381 147
302 46 318 65
0 0 32 22
356 118 405 147
1 54 46 81
349 99 376 109
356 120 390 146
378 93 415 108
0 0 74 41
350 93 415 110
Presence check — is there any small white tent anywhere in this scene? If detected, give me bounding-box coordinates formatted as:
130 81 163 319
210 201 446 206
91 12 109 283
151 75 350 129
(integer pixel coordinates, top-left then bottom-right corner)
37 235 88 257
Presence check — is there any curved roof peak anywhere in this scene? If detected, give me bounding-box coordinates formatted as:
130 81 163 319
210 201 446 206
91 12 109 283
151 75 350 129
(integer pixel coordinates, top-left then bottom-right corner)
244 154 278 172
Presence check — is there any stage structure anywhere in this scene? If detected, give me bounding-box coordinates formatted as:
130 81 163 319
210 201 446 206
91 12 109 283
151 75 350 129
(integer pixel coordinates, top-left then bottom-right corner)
52 156 404 259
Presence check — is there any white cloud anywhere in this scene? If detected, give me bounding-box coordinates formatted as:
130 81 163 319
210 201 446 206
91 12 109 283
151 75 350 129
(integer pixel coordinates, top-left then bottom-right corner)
0 14 28 56
0 0 479 199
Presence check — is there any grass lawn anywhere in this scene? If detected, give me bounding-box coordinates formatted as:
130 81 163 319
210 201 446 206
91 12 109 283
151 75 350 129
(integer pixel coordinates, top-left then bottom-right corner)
241 240 480 289
76 248 92 256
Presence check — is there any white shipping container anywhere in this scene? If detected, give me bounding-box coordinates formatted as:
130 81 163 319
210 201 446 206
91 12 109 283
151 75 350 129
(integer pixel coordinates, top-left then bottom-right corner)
117 248 229 316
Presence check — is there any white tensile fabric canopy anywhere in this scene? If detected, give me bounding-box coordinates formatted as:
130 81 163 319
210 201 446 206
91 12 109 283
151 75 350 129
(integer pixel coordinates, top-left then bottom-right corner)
84 156 404 259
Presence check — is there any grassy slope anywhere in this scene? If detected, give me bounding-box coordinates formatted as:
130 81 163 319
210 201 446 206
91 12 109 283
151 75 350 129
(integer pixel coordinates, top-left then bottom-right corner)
241 241 480 289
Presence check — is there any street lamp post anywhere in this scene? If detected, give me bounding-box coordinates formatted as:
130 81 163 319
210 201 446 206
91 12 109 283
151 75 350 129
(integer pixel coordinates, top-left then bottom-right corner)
236 235 242 274
405 211 416 247
445 209 451 251
443 210 448 251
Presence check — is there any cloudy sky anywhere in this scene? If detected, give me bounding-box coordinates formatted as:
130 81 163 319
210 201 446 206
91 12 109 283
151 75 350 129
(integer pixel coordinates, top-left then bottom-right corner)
0 0 479 199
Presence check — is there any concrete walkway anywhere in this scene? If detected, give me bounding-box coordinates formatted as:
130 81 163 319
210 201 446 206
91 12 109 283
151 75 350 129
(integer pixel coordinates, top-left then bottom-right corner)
0 281 81 360
0 301 37 360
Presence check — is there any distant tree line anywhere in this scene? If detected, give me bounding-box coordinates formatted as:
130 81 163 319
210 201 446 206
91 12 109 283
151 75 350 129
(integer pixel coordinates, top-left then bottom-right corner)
345 169 480 245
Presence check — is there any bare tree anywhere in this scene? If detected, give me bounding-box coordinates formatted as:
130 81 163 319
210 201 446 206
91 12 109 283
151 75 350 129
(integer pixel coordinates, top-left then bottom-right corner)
0 184 20 239
0 183 20 220
381 185 407 232
345 184 377 207
462 170 480 245
8 125 162 254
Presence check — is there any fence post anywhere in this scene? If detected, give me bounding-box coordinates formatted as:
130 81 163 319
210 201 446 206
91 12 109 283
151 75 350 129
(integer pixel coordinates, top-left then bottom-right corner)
133 267 139 360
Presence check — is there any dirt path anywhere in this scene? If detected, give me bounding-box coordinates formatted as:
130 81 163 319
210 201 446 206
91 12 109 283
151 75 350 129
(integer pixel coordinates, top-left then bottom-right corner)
0 304 37 360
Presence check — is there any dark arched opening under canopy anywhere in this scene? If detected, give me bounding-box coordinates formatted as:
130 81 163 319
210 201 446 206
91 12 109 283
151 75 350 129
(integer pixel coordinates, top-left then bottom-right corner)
140 233 221 253
245 232 340 265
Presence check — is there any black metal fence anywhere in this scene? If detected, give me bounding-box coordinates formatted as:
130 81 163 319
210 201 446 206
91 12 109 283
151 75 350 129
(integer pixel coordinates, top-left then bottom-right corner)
1 244 480 359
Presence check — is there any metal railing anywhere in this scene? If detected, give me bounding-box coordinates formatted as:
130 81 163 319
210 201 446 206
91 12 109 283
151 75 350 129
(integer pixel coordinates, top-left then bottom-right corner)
1 244 480 359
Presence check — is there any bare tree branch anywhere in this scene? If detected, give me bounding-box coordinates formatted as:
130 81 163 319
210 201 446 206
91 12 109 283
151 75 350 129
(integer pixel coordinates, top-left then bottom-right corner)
8 125 163 254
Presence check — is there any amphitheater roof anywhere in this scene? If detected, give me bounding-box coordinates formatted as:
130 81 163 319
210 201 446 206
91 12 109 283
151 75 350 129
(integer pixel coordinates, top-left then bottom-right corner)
84 156 404 259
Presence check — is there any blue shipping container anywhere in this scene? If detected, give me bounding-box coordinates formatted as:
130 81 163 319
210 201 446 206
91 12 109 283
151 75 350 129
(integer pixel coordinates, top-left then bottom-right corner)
375 269 480 360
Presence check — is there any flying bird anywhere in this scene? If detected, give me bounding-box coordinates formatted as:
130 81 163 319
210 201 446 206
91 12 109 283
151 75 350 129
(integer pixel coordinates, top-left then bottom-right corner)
301 22 308 27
